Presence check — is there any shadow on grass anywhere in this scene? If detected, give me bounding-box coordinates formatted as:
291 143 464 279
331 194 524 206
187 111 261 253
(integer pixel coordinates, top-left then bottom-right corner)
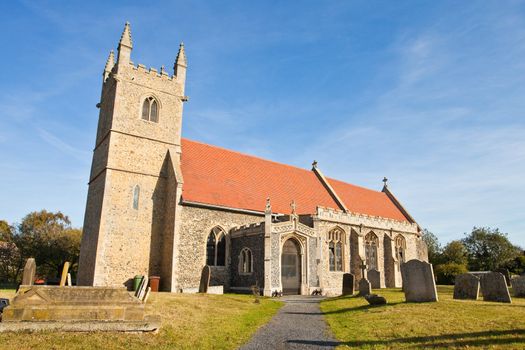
287 329 525 348
322 301 405 314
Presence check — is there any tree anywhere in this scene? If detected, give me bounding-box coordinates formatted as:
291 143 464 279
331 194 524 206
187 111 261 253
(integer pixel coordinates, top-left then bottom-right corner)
442 240 468 266
14 210 82 280
462 227 521 271
422 229 442 265
0 220 13 242
0 241 22 284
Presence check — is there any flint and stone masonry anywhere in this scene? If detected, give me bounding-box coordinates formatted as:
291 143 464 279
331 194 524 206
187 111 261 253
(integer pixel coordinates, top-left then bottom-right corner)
77 23 428 296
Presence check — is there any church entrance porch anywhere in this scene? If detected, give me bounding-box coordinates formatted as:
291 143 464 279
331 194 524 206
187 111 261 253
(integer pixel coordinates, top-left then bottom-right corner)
281 239 301 295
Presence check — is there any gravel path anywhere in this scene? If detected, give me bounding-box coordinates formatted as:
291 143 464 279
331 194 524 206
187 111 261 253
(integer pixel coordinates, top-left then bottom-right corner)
240 295 340 350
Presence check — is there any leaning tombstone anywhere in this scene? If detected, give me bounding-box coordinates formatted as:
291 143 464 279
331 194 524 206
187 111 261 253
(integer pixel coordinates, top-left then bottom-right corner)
358 279 371 296
365 294 387 305
342 273 355 296
199 265 211 293
453 273 480 300
511 276 525 297
368 269 381 289
495 268 511 287
480 272 511 303
59 262 70 287
401 259 438 302
21 258 36 286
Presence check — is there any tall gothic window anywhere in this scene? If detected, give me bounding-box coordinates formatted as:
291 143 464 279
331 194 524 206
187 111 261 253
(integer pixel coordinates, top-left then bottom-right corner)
141 96 159 122
239 248 253 274
365 232 379 270
132 185 140 210
206 227 226 266
395 235 406 263
328 228 344 271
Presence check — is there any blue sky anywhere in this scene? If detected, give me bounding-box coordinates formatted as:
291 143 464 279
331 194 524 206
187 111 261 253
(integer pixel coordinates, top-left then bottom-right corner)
0 1 524 246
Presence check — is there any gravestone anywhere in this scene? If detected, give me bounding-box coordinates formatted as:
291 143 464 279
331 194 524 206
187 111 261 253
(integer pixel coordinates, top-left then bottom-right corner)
495 268 511 287
368 269 381 289
401 259 438 302
199 265 211 293
511 276 525 297
480 272 511 303
358 279 371 296
453 273 480 300
342 273 355 296
60 262 70 287
21 258 36 286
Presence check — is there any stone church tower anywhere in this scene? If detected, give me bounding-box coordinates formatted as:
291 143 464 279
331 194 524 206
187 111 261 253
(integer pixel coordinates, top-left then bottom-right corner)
77 23 187 290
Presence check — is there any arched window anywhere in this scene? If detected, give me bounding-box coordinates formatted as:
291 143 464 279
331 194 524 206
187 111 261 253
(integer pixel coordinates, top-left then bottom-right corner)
239 248 253 274
365 232 379 270
141 96 159 122
395 235 406 263
328 228 344 271
205 227 226 267
132 185 140 210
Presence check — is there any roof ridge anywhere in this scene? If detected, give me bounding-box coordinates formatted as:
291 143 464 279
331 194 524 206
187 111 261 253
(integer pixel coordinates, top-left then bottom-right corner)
182 137 385 195
182 138 316 174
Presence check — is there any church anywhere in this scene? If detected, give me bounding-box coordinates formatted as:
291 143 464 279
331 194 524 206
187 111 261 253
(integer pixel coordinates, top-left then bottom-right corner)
77 23 428 296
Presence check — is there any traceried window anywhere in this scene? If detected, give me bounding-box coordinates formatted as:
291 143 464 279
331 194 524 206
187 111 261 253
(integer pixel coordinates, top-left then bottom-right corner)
395 235 406 263
141 96 159 122
365 232 379 270
132 185 140 210
328 228 344 271
206 227 226 266
239 248 253 274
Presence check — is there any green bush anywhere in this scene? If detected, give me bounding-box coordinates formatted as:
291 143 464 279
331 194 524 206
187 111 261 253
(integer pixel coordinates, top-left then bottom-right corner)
434 263 468 285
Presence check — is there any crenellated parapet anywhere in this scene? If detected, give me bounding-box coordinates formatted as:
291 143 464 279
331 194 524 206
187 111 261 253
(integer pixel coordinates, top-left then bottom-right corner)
230 222 264 238
315 206 419 235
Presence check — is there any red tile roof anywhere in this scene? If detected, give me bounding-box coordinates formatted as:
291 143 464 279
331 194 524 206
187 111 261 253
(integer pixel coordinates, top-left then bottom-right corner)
181 138 409 222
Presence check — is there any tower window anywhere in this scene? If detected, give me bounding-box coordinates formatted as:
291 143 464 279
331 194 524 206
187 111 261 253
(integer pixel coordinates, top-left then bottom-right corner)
132 185 140 210
141 97 159 122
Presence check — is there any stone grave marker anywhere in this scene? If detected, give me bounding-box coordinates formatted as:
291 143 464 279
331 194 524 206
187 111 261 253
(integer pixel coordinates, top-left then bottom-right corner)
401 259 438 302
67 273 72 287
199 265 211 293
368 269 381 289
365 294 387 305
495 268 511 287
21 258 36 286
480 272 512 303
453 273 479 300
137 276 149 300
60 262 70 287
342 273 355 296
358 278 371 296
511 276 525 297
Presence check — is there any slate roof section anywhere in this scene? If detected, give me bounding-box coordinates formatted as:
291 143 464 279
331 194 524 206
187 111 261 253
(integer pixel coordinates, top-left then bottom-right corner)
180 138 410 222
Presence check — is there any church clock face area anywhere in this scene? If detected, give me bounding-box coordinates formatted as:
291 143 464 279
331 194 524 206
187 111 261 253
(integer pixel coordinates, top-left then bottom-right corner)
77 22 426 296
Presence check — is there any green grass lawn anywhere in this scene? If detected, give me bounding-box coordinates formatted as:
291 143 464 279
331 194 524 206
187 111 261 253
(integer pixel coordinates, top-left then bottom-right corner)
0 290 282 350
321 286 525 349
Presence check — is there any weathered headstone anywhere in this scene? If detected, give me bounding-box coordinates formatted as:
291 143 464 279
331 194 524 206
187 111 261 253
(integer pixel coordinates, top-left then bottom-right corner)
365 294 387 305
401 259 438 302
21 258 36 286
60 262 70 287
137 276 149 300
480 272 511 303
358 278 371 296
342 273 355 296
67 273 72 287
511 276 525 297
368 269 381 289
453 273 480 300
199 265 211 293
495 268 511 287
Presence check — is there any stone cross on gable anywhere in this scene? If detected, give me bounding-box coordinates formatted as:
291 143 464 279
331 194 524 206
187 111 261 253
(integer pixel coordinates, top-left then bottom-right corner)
290 200 297 215
383 177 388 187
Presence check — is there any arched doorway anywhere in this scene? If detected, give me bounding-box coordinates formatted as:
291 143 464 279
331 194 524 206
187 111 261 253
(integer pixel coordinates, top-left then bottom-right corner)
281 239 301 295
